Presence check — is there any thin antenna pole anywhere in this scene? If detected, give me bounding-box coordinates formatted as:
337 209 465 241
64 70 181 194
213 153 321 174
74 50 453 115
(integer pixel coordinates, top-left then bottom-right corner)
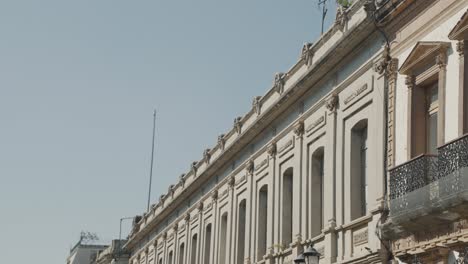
147 110 157 211
319 0 328 35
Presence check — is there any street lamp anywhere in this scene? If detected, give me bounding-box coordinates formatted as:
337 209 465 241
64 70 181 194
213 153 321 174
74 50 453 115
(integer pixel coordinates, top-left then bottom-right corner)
294 245 320 264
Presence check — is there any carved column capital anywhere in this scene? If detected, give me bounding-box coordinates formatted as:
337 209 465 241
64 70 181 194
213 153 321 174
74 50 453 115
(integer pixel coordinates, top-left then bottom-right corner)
197 202 204 212
267 142 277 157
405 75 415 89
184 213 191 223
211 189 219 201
246 159 254 175
273 72 286 94
173 223 178 232
457 40 465 57
293 121 305 138
386 58 399 80
436 52 447 68
301 42 314 66
325 94 339 113
228 175 236 189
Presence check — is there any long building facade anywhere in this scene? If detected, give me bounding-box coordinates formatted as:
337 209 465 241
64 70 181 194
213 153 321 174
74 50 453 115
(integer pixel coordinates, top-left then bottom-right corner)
381 0 468 263
124 0 468 264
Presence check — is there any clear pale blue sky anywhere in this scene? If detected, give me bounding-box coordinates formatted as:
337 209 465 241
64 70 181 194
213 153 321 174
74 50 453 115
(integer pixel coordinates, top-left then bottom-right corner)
0 1 337 263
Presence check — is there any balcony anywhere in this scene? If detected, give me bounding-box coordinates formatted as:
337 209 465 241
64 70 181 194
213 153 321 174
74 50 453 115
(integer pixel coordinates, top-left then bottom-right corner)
383 134 468 237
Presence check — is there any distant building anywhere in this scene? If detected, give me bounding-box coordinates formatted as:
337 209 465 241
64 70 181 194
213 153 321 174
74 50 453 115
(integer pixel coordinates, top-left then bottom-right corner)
66 240 107 264
92 240 129 264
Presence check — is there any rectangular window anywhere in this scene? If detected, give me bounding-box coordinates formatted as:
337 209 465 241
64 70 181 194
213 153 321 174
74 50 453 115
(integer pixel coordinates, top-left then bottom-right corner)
426 83 439 154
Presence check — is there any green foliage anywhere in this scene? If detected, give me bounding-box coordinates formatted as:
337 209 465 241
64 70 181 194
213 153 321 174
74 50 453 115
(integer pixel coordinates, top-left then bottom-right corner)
337 0 352 7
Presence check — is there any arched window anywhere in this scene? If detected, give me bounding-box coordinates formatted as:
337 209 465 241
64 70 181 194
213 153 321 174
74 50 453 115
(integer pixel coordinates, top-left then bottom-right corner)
282 168 293 246
168 251 173 264
311 147 324 237
178 243 185 264
351 119 368 220
204 224 212 264
237 200 246 264
159 258 163 264
257 185 268 260
219 213 228 264
191 234 198 264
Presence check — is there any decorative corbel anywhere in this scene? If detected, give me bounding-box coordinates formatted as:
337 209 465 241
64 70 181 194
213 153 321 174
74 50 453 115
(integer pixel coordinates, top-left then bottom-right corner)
457 40 465 57
293 121 305 138
197 202 204 213
405 75 415 89
326 94 339 113
267 142 277 158
228 175 236 189
246 160 254 175
211 189 219 202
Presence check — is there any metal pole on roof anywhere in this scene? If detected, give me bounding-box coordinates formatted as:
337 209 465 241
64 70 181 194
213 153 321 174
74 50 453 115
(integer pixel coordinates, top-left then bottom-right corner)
147 109 157 212
319 0 328 35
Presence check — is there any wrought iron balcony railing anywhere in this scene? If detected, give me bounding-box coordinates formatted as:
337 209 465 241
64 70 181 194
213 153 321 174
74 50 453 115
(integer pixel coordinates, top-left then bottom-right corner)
388 134 468 221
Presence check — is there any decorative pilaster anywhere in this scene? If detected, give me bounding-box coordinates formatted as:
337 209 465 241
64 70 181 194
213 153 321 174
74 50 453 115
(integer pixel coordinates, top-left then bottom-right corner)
405 75 416 159
437 49 447 146
293 121 305 251
386 58 399 168
457 40 467 135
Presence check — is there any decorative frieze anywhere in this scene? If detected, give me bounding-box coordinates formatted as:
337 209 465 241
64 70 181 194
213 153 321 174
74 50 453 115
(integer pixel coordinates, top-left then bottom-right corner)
353 229 369 246
236 174 247 186
278 138 294 156
306 114 326 136
343 84 370 106
254 158 269 174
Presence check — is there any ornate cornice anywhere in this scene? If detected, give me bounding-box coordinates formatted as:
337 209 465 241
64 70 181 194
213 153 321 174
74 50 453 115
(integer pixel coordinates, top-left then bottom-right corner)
405 75 415 89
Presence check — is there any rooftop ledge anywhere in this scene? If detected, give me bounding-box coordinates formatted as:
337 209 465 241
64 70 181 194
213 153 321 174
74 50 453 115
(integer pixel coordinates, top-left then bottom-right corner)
126 0 379 250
